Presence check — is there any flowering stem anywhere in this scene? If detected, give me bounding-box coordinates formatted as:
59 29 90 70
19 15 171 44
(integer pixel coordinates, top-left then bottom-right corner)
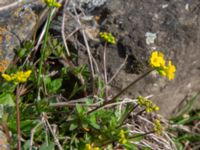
88 69 154 114
129 131 155 140
117 104 139 128
135 108 146 116
37 8 53 98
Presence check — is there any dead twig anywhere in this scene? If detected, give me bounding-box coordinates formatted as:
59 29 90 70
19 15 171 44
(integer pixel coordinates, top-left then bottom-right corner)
65 27 81 40
108 55 128 84
0 0 38 12
61 0 70 56
43 113 63 150
103 43 108 99
72 7 95 78
30 122 43 150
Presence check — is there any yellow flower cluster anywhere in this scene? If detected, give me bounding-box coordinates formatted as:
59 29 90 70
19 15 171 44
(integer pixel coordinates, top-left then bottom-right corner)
118 129 127 144
85 144 99 150
2 70 32 84
137 96 159 113
99 32 116 44
44 0 61 7
153 119 163 135
150 51 176 80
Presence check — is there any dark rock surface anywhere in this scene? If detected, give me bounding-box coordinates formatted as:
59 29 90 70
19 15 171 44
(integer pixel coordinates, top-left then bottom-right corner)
76 0 200 117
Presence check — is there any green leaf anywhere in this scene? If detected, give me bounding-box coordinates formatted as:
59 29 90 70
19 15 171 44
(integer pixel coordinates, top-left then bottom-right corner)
52 38 58 46
0 82 16 93
0 93 15 107
171 92 200 122
130 133 145 142
141 147 152 150
23 140 30 150
18 48 27 58
124 142 139 150
173 140 184 150
69 123 78 131
176 116 200 125
39 142 55 150
88 115 100 129
176 134 200 142
49 78 63 93
82 122 89 130
76 104 84 115
68 83 82 99
44 76 51 86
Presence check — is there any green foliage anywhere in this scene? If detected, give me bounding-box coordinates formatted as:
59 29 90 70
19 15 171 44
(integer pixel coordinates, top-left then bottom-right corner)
0 93 15 107
44 76 63 94
170 93 200 150
0 9 175 149
0 34 164 149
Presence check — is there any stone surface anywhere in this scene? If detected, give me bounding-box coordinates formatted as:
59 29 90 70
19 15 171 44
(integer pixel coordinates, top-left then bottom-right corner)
75 0 200 117
0 0 45 73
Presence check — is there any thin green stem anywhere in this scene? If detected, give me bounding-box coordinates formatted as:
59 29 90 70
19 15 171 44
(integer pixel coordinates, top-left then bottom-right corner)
87 69 154 114
128 131 155 140
37 8 52 98
117 104 139 128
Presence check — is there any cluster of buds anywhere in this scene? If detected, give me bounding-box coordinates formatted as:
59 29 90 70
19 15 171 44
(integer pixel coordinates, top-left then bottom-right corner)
153 119 163 135
44 0 61 7
118 129 127 144
99 32 116 44
137 96 159 113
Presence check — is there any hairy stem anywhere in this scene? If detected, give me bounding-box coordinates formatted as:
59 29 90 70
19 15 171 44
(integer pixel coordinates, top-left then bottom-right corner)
16 85 22 150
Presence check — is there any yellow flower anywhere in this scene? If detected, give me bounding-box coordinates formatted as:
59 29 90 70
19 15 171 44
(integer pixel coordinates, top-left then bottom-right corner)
154 119 163 135
85 144 99 150
2 74 12 82
44 0 61 7
149 51 176 80
99 32 116 44
150 51 165 68
1 70 32 84
166 60 176 80
118 129 127 144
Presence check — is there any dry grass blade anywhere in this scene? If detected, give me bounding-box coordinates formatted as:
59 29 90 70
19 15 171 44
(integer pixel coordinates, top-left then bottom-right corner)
61 0 70 56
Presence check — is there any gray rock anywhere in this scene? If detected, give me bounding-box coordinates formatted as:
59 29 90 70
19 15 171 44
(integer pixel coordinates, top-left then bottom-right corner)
77 0 200 117
0 0 45 72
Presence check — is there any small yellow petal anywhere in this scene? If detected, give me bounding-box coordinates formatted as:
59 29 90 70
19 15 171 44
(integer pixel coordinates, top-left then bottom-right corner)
2 74 12 81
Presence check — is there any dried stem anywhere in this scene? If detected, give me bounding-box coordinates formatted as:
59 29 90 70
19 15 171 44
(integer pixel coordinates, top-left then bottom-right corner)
73 7 95 78
107 55 128 84
61 0 70 56
103 43 108 99
30 122 43 150
44 113 63 150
